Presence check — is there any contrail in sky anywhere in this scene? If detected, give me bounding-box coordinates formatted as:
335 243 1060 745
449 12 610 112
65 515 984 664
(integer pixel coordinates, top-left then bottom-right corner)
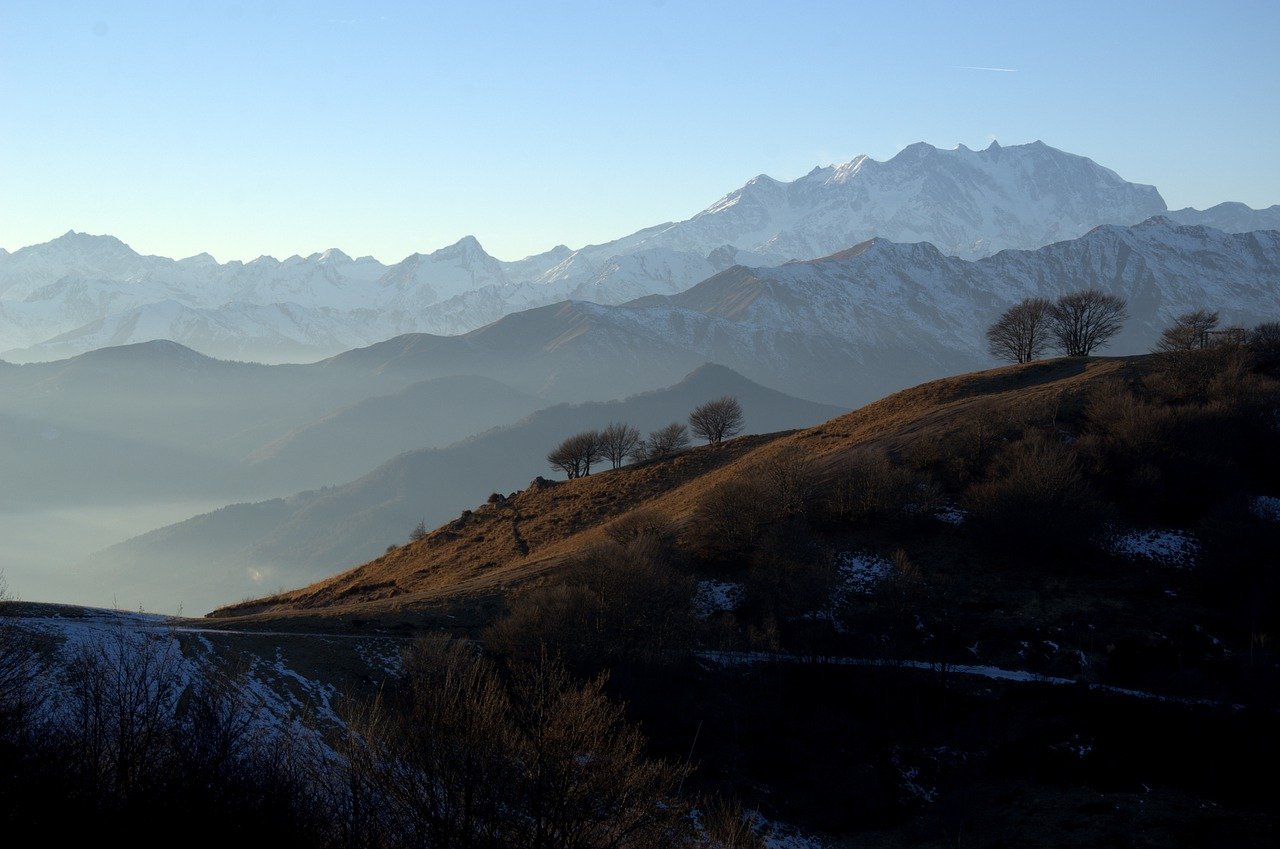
950 65 1019 73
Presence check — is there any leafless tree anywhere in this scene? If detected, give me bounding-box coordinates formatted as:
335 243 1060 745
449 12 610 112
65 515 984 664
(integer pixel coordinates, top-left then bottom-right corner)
599 422 642 469
547 430 605 479
341 636 692 848
986 297 1052 363
1047 289 1128 356
688 396 745 444
61 624 185 798
504 650 690 848
1155 309 1219 352
0 579 45 743
644 423 691 460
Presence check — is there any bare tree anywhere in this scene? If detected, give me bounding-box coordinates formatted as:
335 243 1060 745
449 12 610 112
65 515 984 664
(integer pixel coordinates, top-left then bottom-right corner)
341 637 691 848
547 430 605 479
645 423 691 460
986 297 1052 363
1047 289 1128 357
0 577 44 743
504 651 690 848
599 422 641 469
1155 309 1219 352
61 624 185 799
688 396 745 445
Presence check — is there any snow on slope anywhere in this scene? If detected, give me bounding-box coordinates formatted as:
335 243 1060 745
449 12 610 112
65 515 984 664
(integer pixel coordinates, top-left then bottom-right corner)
531 217 1280 405
1166 202 1280 233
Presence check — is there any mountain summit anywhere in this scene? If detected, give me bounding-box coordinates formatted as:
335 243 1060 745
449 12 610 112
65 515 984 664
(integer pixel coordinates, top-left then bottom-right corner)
1 141 1272 361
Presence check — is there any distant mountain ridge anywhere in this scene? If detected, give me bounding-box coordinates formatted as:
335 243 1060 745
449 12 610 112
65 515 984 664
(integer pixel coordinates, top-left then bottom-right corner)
309 217 1280 407
4 140 1272 361
88 363 846 613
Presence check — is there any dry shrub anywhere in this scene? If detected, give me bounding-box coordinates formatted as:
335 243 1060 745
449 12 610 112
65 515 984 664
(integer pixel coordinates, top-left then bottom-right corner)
1249 321 1280 368
963 433 1101 549
821 448 936 524
1081 371 1280 523
604 507 679 551
486 535 695 671
347 636 692 848
1148 344 1254 402
745 529 837 621
688 478 773 563
689 448 816 562
698 796 768 849
755 446 818 518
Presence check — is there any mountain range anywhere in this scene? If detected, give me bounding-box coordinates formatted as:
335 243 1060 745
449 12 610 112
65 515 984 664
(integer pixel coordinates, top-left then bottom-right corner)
4 139 1271 363
304 217 1280 407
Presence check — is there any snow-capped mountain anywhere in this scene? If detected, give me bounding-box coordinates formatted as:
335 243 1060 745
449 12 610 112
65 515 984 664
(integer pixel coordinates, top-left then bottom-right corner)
1166 202 1280 233
326 218 1279 407
2 141 1275 361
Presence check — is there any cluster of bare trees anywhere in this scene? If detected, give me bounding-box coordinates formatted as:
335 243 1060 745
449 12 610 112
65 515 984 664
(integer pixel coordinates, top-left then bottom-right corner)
546 422 642 479
546 397 745 480
986 289 1128 362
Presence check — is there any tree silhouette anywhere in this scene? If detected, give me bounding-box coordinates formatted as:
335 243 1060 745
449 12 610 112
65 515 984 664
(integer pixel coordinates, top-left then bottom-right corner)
1048 289 1127 356
688 396 744 444
986 297 1052 363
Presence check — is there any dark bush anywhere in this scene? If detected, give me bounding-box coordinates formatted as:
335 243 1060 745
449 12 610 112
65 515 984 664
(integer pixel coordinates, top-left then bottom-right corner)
820 448 936 525
964 432 1102 549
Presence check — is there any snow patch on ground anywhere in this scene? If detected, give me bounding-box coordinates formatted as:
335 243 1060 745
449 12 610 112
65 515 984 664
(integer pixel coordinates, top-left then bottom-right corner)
693 581 745 617
934 503 967 525
1105 528 1199 567
835 551 893 596
1251 495 1280 522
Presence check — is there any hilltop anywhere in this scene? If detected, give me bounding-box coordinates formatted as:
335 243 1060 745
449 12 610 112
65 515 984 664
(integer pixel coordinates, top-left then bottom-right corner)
216 354 1141 620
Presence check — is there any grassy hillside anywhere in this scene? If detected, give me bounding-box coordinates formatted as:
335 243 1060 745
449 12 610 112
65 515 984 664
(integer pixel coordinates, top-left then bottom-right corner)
205 343 1280 845
219 355 1134 618
95 364 843 614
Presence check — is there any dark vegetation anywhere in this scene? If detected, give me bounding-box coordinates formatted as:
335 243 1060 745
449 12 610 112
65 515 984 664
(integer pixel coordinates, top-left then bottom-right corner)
6 319 1280 846
488 319 1280 844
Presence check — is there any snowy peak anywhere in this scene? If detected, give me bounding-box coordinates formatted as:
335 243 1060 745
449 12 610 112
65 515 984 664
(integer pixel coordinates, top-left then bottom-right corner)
624 140 1169 264
1166 202 1280 233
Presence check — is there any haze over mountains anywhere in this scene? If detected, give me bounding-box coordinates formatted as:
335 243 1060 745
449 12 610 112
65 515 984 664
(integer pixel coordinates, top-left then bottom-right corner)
88 364 845 614
3 139 1271 363
3 137 1278 614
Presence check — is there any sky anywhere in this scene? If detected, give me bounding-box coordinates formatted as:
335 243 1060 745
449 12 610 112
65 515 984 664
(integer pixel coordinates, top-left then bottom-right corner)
2 0 1277 263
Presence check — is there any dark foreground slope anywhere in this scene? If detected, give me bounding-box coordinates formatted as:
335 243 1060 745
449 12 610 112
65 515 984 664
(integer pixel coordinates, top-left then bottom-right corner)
208 345 1280 846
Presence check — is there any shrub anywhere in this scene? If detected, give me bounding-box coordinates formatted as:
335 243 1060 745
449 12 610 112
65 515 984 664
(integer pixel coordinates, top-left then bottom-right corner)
688 477 774 563
964 433 1102 549
486 536 695 671
821 448 935 524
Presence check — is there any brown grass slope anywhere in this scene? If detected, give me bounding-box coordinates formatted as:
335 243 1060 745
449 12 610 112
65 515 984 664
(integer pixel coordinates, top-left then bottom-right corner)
214 355 1132 623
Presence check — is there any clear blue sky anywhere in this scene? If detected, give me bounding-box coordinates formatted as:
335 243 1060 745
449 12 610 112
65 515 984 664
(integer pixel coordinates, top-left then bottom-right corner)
2 0 1277 263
